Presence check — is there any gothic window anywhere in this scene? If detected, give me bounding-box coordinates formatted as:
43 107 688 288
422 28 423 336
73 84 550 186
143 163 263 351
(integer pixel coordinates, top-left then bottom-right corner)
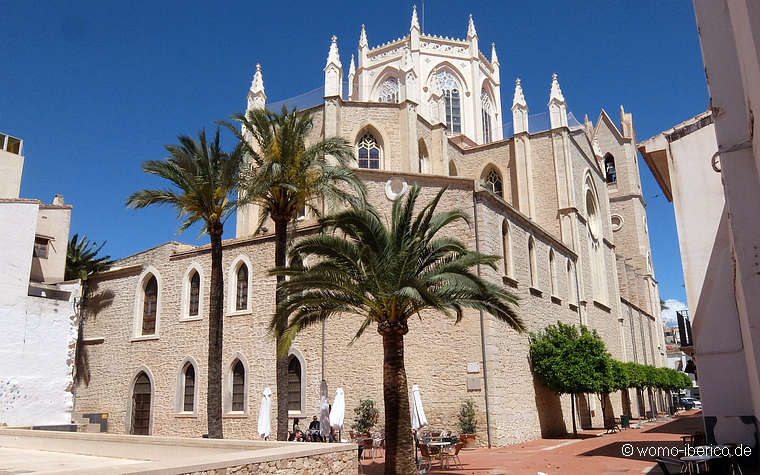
377 77 399 103
357 133 381 169
142 276 158 335
189 271 200 317
549 250 557 296
236 264 248 311
182 363 195 412
483 166 503 197
528 237 537 287
131 372 152 435
481 90 493 143
502 220 512 276
585 184 608 303
567 260 575 303
449 160 458 177
437 71 462 134
604 154 617 183
288 355 302 412
231 360 245 412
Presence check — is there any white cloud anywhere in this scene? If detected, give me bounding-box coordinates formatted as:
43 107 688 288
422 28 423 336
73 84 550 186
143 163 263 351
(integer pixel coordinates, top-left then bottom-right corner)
661 298 688 327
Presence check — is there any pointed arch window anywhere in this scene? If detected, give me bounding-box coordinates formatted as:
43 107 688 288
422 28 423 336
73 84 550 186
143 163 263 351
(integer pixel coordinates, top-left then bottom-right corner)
378 77 399 103
236 264 248 311
418 139 429 173
449 160 458 177
142 276 158 335
287 355 302 412
182 363 195 412
481 90 494 143
231 360 245 412
528 237 537 287
188 271 200 317
483 167 503 197
549 250 557 296
357 133 381 169
567 259 575 303
131 372 152 435
604 154 617 183
502 220 512 276
437 71 462 134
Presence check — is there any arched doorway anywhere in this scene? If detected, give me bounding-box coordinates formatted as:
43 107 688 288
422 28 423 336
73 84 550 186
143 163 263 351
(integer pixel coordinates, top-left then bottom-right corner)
131 372 152 435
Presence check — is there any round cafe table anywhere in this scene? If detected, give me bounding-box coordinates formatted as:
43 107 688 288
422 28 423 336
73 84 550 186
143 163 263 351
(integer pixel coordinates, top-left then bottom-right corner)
428 441 452 468
680 453 721 474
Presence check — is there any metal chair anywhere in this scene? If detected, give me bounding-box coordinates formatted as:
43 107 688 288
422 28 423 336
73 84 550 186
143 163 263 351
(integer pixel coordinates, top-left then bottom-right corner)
418 443 433 474
442 442 465 470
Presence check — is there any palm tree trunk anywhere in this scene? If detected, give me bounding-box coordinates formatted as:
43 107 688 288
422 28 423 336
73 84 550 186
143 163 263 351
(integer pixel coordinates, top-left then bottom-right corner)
207 229 224 439
274 218 289 441
381 325 416 475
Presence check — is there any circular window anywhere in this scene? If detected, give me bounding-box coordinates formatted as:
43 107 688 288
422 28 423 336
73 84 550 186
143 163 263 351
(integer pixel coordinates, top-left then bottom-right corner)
611 214 623 231
385 177 408 200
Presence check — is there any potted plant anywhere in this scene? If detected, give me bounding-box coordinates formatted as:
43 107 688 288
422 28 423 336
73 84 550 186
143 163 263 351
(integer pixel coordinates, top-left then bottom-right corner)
351 399 379 435
458 399 478 447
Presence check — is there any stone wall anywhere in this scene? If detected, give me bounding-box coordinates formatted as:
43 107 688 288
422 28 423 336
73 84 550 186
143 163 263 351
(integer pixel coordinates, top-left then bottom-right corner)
186 450 357 475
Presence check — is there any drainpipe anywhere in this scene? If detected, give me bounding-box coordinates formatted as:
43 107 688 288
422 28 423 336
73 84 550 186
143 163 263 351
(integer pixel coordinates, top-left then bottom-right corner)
472 190 493 448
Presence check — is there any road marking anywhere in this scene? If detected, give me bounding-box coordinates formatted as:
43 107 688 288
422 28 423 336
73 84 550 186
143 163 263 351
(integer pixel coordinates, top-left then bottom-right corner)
540 439 584 451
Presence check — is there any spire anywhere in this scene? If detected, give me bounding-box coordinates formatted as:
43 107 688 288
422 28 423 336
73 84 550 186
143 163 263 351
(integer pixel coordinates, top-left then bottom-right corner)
348 54 356 77
326 35 341 68
548 73 568 129
359 24 368 49
247 63 266 111
467 13 477 39
347 54 356 100
411 5 420 31
512 78 526 109
491 42 499 66
548 73 565 104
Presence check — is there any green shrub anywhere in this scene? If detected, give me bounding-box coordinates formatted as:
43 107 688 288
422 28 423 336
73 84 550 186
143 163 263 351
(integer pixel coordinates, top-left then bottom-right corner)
458 399 478 434
351 399 379 434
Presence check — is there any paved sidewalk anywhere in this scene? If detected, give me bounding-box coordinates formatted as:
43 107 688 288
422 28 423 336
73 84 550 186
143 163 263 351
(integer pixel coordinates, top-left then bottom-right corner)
360 411 753 474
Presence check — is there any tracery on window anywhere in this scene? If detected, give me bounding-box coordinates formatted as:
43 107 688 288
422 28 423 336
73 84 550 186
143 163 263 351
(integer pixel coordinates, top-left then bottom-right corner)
437 71 462 134
481 90 493 143
483 167 503 197
357 133 381 169
377 77 399 103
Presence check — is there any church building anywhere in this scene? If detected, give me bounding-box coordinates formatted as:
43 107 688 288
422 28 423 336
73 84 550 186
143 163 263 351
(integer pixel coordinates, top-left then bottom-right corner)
74 8 666 447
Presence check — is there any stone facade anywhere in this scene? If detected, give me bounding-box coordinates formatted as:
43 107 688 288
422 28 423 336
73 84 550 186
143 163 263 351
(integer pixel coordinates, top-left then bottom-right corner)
75 8 666 448
186 450 357 475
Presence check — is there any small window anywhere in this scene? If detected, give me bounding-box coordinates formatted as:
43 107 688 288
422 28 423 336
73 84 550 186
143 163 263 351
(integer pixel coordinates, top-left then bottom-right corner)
528 237 537 287
5 136 21 155
236 264 248 311
357 133 381 169
567 260 575 303
296 206 306 220
449 160 458 177
418 140 429 174
231 360 245 412
604 154 617 183
142 276 158 335
131 372 152 435
189 271 200 317
549 250 557 296
502 220 512 276
483 167 503 197
183 363 195 412
611 215 623 232
33 237 49 259
288 355 302 411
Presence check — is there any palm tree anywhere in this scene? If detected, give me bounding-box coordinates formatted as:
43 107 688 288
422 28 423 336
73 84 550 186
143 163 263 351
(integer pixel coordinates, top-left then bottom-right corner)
272 186 524 474
224 107 365 440
66 234 114 386
126 129 243 439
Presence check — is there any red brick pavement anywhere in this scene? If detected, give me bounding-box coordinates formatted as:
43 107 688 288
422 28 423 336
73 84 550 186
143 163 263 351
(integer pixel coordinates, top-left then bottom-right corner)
359 411 757 474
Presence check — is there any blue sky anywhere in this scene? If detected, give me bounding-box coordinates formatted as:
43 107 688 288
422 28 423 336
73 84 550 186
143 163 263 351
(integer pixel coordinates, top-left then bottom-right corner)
3 1 706 304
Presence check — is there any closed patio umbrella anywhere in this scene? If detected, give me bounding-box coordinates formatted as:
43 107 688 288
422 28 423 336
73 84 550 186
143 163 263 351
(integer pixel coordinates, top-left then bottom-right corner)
411 384 427 465
257 387 272 439
319 380 330 440
330 387 345 441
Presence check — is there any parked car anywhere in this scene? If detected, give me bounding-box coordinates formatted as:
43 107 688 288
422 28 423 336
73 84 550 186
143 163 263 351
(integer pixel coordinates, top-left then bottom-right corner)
681 397 702 410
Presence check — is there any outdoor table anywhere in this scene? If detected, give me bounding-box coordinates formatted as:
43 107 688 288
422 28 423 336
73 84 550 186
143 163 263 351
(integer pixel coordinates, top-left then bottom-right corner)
680 454 722 474
427 441 452 468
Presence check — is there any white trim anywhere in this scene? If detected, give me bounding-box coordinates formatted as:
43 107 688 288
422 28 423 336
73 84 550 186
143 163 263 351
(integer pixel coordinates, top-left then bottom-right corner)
175 357 200 415
225 354 249 414
287 348 306 417
227 255 253 315
126 366 155 435
132 266 162 338
180 262 205 322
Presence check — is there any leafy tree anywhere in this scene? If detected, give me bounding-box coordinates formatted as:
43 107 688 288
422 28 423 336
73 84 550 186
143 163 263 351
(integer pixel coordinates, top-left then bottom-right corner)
529 321 609 435
66 234 114 386
270 186 523 474
351 399 379 434
224 106 365 441
597 358 628 427
126 129 243 439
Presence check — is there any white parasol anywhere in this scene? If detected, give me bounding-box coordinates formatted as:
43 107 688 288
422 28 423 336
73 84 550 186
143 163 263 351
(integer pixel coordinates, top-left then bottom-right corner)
257 387 272 439
411 384 427 430
329 387 345 434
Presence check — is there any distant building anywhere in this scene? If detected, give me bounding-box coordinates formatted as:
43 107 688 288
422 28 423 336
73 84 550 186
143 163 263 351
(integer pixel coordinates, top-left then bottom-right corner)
0 132 80 428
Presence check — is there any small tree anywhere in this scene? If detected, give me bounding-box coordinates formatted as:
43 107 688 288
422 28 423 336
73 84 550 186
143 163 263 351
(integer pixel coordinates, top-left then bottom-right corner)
597 358 628 427
351 399 379 434
529 321 609 435
458 399 478 434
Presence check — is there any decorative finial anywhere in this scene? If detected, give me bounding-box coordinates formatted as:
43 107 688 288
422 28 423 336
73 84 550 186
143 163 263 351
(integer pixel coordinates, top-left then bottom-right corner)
411 5 420 31
491 42 499 65
512 77 527 109
256 63 261 72
359 24 368 48
326 35 341 68
467 13 477 39
549 73 565 104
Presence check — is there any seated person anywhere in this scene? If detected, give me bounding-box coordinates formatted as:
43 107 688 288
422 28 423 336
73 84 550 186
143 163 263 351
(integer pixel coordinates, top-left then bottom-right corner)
308 415 320 431
294 430 304 442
